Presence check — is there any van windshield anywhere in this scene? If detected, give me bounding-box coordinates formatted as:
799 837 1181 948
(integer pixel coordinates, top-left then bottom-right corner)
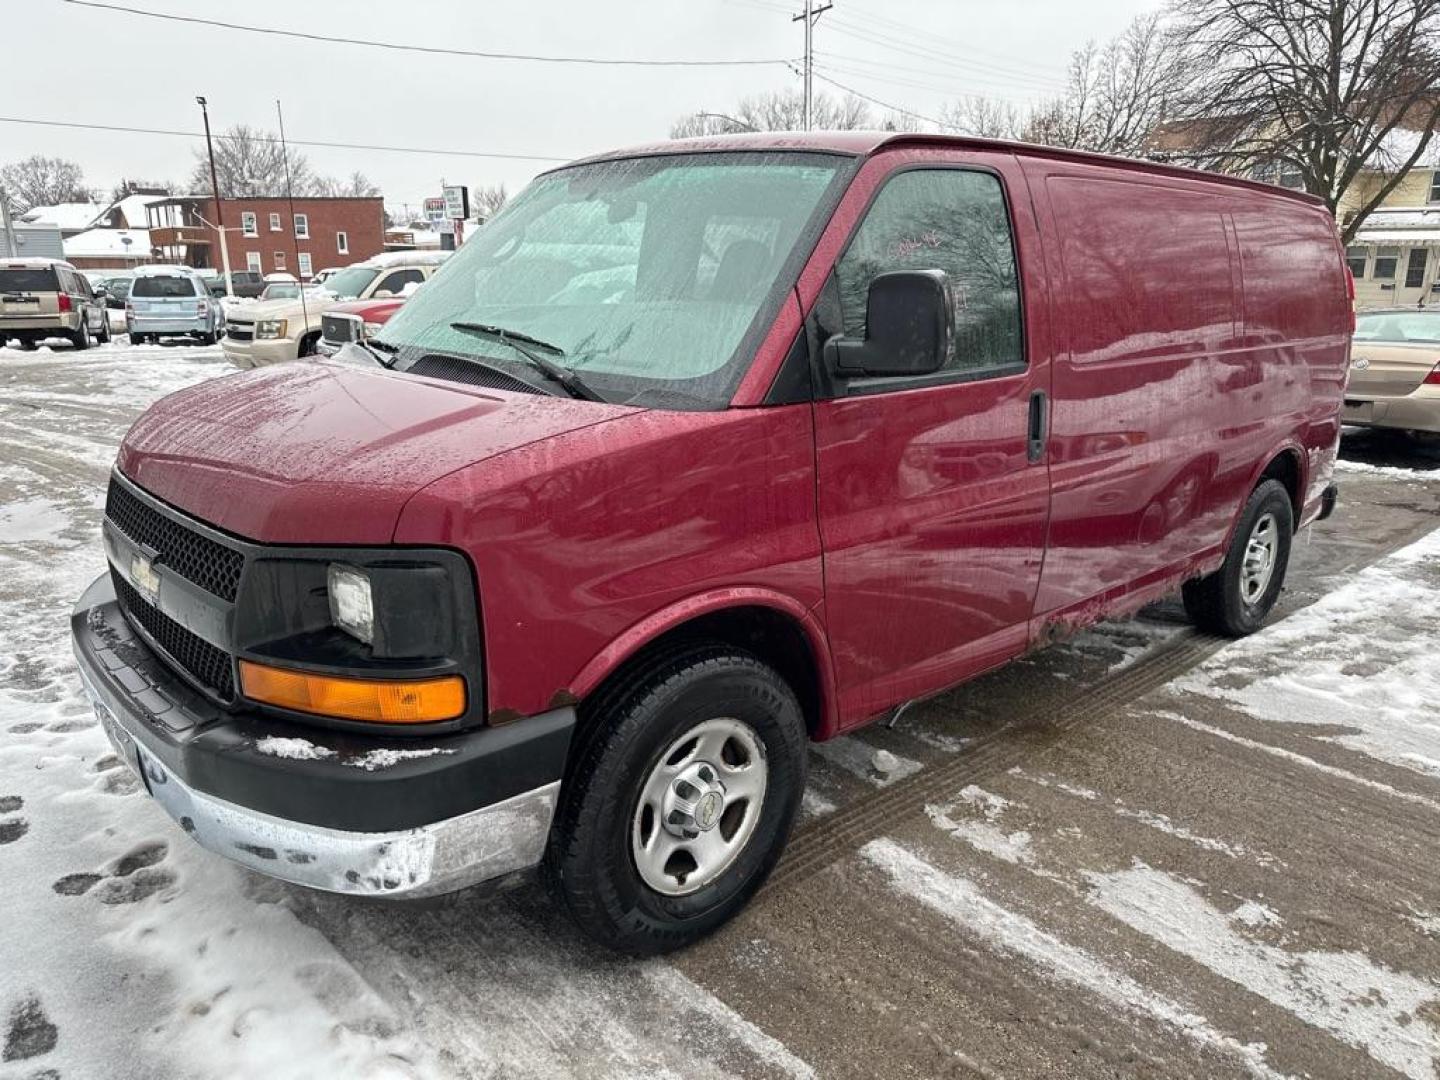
318 266 378 299
377 151 851 409
132 275 199 298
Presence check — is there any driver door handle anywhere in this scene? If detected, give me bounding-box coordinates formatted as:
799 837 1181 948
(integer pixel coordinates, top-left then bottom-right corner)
1027 390 1048 463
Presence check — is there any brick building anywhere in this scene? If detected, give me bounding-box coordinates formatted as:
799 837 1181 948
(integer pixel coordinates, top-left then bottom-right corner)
144 196 384 280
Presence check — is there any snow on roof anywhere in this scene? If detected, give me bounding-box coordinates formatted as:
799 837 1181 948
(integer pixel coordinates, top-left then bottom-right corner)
357 249 450 267
1351 206 1440 243
106 193 170 229
62 228 151 258
17 202 105 230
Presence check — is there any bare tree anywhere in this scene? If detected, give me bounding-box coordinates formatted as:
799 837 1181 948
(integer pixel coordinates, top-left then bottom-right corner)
188 124 321 198
1170 0 1440 241
671 89 871 137
472 183 508 221
315 171 381 198
940 96 1023 140
0 156 94 211
109 178 175 203
1021 15 1190 155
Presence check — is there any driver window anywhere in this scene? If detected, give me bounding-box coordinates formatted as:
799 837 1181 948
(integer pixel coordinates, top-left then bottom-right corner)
377 269 424 294
835 168 1024 377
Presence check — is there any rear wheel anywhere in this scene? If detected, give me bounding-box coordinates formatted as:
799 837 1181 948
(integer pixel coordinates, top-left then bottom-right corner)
71 320 91 351
17 337 38 351
96 315 111 344
1183 478 1293 636
545 645 806 955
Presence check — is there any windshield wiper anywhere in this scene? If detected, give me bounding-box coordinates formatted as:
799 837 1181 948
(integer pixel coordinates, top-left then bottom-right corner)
448 321 603 402
349 337 396 367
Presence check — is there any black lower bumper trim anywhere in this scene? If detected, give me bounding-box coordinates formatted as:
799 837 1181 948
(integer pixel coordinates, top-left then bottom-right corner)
72 572 574 833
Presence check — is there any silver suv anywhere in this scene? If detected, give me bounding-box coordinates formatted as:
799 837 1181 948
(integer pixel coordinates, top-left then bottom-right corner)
0 258 110 350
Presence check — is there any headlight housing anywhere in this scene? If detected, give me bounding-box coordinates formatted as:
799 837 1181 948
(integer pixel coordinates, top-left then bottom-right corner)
255 319 289 339
328 564 375 644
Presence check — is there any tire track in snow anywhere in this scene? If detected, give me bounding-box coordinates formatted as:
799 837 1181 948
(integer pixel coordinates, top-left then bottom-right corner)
861 839 1292 1080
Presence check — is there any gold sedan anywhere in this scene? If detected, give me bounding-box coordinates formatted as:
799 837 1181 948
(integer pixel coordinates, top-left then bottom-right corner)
1344 309 1440 434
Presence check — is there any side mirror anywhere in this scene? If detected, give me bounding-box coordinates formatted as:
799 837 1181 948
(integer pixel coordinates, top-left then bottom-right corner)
94 283 109 297
824 269 953 378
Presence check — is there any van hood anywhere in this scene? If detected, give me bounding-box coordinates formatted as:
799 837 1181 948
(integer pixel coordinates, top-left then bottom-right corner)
117 363 635 544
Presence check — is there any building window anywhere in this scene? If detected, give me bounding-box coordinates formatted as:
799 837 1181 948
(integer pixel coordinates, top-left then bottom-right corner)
1373 246 1401 280
274 251 286 271
1431 171 1440 204
269 212 282 232
298 252 312 278
293 213 309 239
1346 246 1368 279
241 211 257 237
336 231 348 255
1252 159 1303 190
246 251 262 273
1405 247 1428 288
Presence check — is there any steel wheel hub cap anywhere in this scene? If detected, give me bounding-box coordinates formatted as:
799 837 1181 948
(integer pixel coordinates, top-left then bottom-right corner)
1241 512 1278 604
632 717 768 897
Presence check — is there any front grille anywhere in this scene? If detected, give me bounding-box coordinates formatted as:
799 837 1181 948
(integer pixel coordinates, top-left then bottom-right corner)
321 314 358 344
405 354 548 396
226 321 254 341
113 571 235 700
105 479 244 601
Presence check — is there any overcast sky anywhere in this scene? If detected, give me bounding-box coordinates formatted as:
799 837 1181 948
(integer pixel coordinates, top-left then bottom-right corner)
7 0 1157 214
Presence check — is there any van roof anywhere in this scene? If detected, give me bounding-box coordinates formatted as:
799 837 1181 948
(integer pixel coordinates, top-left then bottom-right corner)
561 131 1327 209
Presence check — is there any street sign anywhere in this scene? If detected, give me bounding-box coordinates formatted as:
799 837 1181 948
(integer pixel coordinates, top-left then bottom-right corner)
442 185 470 220
423 197 447 225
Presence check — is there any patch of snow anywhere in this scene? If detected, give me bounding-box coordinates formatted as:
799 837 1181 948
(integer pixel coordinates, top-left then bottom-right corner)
254 736 336 762
1230 900 1282 929
63 227 150 260
863 840 1289 1080
0 498 71 544
345 747 455 772
1333 459 1432 481
1172 528 1440 781
811 737 922 787
800 787 837 818
1087 861 1440 1080
926 800 1036 867
642 965 815 1079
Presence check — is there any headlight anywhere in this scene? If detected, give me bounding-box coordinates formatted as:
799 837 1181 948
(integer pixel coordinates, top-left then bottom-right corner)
255 319 289 339
362 322 385 336
328 563 375 644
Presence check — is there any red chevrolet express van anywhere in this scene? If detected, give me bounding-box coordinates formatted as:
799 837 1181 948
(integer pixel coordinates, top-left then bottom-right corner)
72 133 1348 953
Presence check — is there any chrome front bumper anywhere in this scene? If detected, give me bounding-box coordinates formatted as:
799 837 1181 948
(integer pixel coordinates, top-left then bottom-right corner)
82 666 559 897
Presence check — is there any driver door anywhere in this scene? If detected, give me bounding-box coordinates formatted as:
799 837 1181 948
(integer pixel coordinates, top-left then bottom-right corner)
812 152 1052 728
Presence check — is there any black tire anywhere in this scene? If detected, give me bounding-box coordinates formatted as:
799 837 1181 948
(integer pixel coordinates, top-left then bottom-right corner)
1183 478 1293 637
129 332 145 345
17 337 37 351
198 330 217 346
96 316 111 344
545 645 807 955
71 320 91 351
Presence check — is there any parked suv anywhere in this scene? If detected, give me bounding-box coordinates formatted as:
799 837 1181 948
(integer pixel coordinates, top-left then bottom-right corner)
126 266 220 344
317 296 406 356
208 270 266 299
1 257 109 349
73 134 1349 954
223 253 447 367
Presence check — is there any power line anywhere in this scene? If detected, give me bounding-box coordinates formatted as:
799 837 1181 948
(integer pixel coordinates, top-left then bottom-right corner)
807 69 947 129
815 56 1059 100
0 115 572 163
818 47 1066 93
829 5 1070 75
822 20 1067 92
61 0 797 67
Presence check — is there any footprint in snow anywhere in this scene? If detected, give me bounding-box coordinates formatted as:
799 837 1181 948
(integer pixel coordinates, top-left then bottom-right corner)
0 820 28 845
96 769 140 796
0 796 21 813
2 995 58 1063
95 866 177 905
53 873 103 896
110 841 167 877
6 723 43 735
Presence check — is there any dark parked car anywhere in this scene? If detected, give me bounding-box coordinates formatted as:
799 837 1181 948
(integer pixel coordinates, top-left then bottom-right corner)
208 270 266 299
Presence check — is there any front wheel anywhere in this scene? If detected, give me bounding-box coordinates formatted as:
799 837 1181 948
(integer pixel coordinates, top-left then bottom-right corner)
545 646 807 955
1183 478 1293 636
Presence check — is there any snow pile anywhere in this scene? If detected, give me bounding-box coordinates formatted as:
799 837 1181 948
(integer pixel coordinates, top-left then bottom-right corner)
1172 528 1440 779
1334 458 1433 481
255 736 335 761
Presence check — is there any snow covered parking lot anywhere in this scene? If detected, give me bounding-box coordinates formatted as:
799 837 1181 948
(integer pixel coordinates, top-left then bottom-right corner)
3 340 1440 1079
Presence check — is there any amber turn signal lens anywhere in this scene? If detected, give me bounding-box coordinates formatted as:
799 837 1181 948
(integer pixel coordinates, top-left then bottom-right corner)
238 660 465 724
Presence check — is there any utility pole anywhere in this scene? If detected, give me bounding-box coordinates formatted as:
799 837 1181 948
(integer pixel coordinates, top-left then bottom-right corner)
792 0 832 131
196 96 234 298
0 188 17 258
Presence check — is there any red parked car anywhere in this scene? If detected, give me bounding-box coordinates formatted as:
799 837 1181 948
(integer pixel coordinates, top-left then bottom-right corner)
73 133 1348 953
316 296 405 357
